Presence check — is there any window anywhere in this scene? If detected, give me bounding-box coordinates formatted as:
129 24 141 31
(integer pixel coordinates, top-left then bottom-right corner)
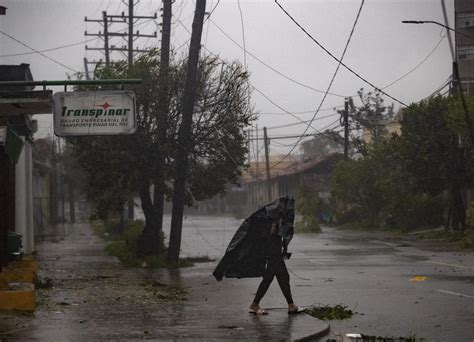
457 13 474 28
458 46 474 60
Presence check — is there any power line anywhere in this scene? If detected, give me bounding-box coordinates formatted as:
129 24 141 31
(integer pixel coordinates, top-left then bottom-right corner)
0 30 79 73
269 0 365 170
204 0 214 45
173 14 323 132
274 0 407 108
251 85 321 132
206 0 221 21
0 17 156 59
208 18 348 98
0 37 99 58
381 35 446 89
236 0 247 69
265 112 340 131
256 105 344 116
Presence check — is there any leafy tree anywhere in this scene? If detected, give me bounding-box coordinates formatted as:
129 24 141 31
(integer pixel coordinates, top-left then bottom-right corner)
295 184 327 233
331 95 466 230
331 156 386 226
68 51 254 254
400 95 469 231
342 89 395 155
300 130 343 160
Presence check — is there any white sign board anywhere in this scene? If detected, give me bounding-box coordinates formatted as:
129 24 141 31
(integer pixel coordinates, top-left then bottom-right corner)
53 91 136 136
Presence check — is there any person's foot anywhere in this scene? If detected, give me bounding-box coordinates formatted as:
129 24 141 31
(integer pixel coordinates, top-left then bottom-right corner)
249 303 268 315
288 303 304 314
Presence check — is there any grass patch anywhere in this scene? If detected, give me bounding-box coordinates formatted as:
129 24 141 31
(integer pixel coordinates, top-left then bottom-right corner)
144 281 187 301
412 229 474 250
96 219 214 269
304 304 353 320
295 217 321 234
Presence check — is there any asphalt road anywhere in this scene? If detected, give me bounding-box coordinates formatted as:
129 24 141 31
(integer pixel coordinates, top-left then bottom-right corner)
168 215 474 342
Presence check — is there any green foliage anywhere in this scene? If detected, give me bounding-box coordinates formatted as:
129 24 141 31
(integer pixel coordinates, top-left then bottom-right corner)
342 89 395 155
331 158 385 226
295 184 325 233
304 304 353 320
68 51 254 228
467 201 474 229
331 95 452 230
300 131 343 160
144 282 187 302
97 219 202 267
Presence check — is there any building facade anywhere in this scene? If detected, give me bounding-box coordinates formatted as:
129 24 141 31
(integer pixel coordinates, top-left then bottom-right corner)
455 0 474 94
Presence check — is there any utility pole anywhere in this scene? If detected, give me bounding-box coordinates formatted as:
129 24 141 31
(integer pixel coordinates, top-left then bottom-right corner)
344 98 349 159
83 58 91 80
263 127 271 202
128 0 134 66
85 5 157 68
255 124 260 204
85 11 111 67
138 0 173 255
168 0 207 263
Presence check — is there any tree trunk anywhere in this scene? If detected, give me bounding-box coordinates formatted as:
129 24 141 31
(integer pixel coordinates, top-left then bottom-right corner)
137 183 162 255
137 0 172 253
167 0 206 262
68 179 75 224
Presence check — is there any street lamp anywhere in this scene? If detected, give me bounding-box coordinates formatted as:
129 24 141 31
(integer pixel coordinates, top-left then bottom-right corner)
402 20 474 41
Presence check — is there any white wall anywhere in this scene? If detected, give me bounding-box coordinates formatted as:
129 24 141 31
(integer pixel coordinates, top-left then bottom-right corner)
15 141 34 254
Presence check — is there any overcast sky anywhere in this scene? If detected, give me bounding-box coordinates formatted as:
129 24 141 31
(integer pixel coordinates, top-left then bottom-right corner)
0 0 454 158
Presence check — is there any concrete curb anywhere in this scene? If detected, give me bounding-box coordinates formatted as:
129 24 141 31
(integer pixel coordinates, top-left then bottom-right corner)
0 283 36 311
0 256 37 312
294 320 331 341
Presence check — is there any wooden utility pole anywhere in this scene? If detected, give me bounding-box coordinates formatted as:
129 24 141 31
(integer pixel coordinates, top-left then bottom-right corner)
168 0 207 263
263 126 271 202
138 0 173 255
128 0 134 66
85 6 156 68
83 58 91 80
344 98 349 158
255 124 260 204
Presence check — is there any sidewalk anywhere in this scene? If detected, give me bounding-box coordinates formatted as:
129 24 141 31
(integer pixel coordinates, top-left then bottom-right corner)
1 222 329 341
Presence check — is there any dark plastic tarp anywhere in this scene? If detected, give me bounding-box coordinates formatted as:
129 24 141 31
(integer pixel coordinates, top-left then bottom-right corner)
213 196 295 281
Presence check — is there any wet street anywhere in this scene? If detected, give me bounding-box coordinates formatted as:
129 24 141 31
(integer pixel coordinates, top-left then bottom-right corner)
160 215 474 341
1 215 474 341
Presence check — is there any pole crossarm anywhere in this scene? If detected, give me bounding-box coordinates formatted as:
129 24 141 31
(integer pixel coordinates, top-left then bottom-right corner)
0 79 142 87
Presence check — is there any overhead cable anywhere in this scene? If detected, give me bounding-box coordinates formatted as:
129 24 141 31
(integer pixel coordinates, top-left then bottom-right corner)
269 0 365 170
274 0 408 107
208 18 348 98
0 30 79 73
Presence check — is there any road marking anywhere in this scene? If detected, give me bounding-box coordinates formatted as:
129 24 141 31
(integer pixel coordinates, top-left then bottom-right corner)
426 261 474 270
438 290 474 299
308 259 325 265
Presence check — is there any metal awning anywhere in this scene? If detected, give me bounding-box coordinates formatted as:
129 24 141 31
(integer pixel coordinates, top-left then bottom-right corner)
0 90 53 116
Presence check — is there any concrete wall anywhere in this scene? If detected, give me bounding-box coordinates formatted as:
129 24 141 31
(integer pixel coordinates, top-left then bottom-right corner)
15 141 34 254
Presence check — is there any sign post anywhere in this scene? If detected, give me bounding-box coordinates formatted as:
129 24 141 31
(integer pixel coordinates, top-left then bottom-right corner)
53 91 136 136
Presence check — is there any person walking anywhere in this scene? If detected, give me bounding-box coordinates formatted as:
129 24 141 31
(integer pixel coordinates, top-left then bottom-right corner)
213 196 303 315
249 220 302 315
